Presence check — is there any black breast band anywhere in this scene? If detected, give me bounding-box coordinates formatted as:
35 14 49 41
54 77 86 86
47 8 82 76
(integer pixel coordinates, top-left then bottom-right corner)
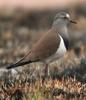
63 38 69 50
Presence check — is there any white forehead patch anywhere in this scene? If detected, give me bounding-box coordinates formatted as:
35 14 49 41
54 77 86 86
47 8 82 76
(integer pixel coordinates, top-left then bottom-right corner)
66 13 70 19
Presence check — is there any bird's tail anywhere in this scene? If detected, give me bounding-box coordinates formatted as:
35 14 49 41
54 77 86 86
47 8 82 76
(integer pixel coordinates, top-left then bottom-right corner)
6 51 39 69
6 60 39 69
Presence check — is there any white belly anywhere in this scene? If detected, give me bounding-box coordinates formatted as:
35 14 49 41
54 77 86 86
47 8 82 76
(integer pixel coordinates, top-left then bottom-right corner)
45 35 67 63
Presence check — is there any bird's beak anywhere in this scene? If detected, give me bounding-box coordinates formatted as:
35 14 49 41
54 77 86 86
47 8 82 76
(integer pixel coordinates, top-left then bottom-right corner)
70 20 77 24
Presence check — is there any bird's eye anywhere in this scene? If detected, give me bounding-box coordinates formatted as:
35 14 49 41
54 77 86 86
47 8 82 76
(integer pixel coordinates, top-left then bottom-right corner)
63 16 67 19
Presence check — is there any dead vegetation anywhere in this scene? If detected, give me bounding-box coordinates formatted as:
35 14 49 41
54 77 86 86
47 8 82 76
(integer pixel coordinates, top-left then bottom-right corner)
0 46 86 99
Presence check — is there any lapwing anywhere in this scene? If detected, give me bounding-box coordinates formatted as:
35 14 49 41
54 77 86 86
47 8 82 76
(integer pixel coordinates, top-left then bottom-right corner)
6 12 76 76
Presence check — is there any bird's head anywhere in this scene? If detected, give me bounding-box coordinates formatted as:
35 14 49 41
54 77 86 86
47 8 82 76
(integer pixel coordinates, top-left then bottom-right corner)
53 12 77 28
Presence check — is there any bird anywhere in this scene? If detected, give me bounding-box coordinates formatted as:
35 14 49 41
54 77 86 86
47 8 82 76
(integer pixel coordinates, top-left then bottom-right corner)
6 12 76 76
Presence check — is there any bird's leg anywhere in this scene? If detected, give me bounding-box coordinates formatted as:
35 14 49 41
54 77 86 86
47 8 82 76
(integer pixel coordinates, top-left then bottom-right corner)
42 63 50 84
44 63 50 78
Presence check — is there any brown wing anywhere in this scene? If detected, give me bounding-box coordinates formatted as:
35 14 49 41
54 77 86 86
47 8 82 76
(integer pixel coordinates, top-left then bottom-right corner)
6 29 60 69
27 28 60 61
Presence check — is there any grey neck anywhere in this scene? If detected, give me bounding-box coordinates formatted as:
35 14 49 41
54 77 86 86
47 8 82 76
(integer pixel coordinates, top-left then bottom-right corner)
52 21 70 49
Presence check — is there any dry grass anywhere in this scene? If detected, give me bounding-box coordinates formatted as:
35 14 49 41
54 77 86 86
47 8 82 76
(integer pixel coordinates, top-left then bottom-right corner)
0 46 86 99
0 75 86 99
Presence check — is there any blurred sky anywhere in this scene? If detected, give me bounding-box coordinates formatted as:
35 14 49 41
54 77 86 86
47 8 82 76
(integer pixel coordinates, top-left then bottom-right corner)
0 0 85 11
